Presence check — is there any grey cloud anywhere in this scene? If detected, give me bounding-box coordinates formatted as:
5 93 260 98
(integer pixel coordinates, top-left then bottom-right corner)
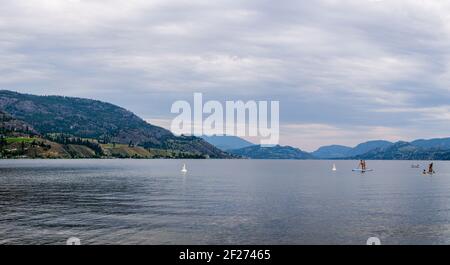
1 0 450 149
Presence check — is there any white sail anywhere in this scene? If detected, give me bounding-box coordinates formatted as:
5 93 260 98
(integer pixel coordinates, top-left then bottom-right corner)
332 164 337 171
181 163 187 173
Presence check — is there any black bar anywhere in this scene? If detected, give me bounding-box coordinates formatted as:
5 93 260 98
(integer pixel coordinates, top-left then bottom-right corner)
2 245 450 264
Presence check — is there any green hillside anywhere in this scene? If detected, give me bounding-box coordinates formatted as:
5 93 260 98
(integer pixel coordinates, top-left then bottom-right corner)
0 90 231 159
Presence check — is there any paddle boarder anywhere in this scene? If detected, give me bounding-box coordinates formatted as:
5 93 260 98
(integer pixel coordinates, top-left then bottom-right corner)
428 162 434 174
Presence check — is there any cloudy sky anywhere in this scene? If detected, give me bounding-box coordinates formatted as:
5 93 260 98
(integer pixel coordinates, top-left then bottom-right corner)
2 0 450 151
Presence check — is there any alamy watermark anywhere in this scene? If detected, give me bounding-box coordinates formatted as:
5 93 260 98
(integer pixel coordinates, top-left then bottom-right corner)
170 93 280 146
366 237 381 245
66 237 81 245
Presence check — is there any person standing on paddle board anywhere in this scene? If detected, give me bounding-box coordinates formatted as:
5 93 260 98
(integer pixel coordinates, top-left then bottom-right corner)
358 160 367 171
428 162 434 174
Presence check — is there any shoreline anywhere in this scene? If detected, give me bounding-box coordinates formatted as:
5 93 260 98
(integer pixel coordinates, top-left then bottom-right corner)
0 158 446 161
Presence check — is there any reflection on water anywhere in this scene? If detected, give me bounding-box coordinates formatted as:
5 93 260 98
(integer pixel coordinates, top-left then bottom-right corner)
1 159 450 245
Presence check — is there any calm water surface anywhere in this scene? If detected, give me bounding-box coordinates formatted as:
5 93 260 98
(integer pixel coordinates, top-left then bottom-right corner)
1 159 450 245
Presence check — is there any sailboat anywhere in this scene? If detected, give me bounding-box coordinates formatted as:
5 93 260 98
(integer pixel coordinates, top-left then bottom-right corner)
332 163 337 171
181 163 187 173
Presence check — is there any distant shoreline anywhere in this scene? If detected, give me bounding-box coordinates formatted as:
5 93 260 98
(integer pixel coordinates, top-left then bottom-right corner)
0 158 445 161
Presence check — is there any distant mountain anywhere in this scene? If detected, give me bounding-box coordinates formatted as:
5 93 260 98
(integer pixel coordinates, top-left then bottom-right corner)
229 145 314 160
0 90 231 158
357 141 450 160
312 145 352 159
411 138 450 150
348 140 393 156
311 139 450 160
201 135 254 151
312 140 393 159
227 137 450 161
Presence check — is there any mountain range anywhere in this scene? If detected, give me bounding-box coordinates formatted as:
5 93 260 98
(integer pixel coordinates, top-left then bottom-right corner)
356 141 450 160
0 90 231 159
2 90 450 160
212 136 450 160
312 140 393 159
313 139 450 160
228 144 314 160
201 135 254 151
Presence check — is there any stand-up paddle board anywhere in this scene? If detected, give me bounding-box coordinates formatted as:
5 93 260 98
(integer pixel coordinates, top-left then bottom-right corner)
352 169 373 172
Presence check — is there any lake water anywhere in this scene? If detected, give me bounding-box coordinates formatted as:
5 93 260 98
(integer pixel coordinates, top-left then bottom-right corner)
1 159 450 245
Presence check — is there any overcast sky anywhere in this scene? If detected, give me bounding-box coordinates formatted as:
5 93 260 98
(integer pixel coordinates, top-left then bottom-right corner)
2 0 450 151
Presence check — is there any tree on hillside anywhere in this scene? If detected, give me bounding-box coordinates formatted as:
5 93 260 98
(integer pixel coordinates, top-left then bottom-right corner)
20 140 25 154
0 135 6 153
